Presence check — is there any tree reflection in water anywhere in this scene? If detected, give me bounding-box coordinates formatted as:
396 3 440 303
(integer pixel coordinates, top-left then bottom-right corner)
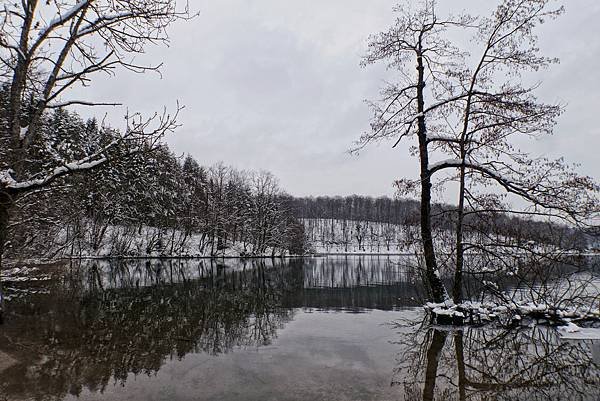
1 256 598 401
393 320 600 401
0 258 300 401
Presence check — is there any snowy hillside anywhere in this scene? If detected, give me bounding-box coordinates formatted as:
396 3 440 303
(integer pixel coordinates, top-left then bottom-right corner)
302 218 425 254
11 223 293 260
301 218 594 258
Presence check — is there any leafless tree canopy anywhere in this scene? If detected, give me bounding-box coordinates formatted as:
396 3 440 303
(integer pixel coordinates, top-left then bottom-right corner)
0 0 193 274
0 0 192 191
358 0 600 304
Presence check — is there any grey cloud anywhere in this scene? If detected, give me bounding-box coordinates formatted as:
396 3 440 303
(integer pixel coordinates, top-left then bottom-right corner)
72 0 600 197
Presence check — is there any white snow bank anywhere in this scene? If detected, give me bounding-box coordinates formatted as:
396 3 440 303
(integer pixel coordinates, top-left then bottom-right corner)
559 327 600 340
425 299 600 325
0 266 51 282
558 322 581 333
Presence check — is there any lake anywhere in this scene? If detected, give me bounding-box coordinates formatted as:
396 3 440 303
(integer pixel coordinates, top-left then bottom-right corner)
0 256 599 401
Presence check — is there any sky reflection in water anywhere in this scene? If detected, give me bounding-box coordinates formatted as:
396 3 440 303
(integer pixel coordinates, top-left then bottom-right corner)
0 256 598 401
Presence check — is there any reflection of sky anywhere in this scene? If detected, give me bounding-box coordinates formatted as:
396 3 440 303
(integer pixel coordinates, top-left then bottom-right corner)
0 351 17 376
64 309 421 401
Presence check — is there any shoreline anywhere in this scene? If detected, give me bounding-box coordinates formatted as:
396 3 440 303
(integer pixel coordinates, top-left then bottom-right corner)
1 250 598 266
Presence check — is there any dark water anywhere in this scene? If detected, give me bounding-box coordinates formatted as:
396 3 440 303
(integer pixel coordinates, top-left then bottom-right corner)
0 256 599 401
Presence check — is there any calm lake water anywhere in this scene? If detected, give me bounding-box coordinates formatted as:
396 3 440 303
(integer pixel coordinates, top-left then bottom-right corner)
0 256 599 401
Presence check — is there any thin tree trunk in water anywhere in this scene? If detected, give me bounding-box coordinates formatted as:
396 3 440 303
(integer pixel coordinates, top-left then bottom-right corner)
416 51 447 303
454 165 466 304
454 41 485 304
423 329 447 401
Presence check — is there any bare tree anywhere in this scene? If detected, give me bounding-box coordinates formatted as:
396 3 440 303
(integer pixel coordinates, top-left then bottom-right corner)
0 0 191 267
357 0 473 302
358 0 599 305
425 0 599 303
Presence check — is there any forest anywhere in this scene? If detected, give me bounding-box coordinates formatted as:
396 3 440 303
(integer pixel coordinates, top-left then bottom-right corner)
0 1 599 400
2 98 590 261
293 195 591 254
1 97 306 259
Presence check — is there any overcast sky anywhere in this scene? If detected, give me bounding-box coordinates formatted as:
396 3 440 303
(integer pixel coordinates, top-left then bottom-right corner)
75 0 600 198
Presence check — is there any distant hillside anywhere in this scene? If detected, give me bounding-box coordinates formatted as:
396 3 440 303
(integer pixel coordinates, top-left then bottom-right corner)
291 196 591 255
302 218 419 254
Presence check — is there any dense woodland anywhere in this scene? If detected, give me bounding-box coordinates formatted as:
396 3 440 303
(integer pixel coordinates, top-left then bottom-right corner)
3 103 305 258
1 94 592 260
1 92 593 262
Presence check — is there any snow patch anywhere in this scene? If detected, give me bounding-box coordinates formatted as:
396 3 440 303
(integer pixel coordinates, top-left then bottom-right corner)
38 1 88 37
559 327 600 340
558 322 581 333
19 125 28 140
428 158 462 171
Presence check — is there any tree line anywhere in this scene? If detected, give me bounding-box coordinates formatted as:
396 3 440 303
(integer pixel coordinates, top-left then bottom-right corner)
3 104 305 259
291 195 589 253
1 0 193 270
2 99 589 260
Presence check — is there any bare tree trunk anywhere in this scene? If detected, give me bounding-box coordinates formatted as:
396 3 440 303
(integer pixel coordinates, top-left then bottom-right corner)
7 1 37 175
454 165 466 304
416 51 447 303
0 192 12 269
0 192 13 324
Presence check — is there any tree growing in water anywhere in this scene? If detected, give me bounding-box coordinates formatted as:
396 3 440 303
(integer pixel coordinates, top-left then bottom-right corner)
358 0 472 303
358 0 599 305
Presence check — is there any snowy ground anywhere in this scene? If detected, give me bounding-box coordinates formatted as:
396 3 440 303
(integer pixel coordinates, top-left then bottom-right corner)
302 218 599 260
302 218 421 255
41 223 286 259
559 327 600 340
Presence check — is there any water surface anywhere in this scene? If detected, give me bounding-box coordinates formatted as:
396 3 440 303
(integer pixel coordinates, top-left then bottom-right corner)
0 256 598 401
